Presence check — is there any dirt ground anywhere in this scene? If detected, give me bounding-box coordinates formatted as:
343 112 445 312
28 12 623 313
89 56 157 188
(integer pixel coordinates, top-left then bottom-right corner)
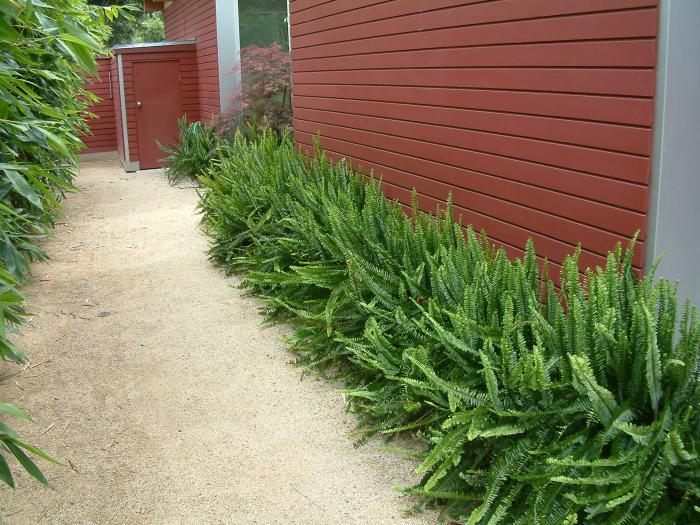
0 157 435 524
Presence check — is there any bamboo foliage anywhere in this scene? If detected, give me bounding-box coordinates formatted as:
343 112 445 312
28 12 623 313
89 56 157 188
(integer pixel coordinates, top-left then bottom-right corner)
0 0 121 487
193 127 699 524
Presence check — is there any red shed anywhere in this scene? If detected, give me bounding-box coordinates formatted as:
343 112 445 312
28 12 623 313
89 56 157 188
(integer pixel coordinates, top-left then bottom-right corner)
110 41 198 171
80 0 289 169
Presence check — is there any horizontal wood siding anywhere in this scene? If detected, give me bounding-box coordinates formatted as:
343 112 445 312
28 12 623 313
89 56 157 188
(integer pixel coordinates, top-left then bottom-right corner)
116 46 198 165
81 58 117 153
290 0 659 272
163 0 220 121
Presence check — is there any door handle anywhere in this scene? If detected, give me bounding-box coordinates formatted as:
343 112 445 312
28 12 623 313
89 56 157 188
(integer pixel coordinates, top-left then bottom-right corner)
137 101 142 108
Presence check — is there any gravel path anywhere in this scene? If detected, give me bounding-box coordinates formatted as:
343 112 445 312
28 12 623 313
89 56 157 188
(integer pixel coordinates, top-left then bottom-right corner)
0 158 434 524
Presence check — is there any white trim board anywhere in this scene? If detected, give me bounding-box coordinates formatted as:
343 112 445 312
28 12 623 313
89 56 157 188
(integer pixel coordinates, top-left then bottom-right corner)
117 53 131 166
215 0 241 113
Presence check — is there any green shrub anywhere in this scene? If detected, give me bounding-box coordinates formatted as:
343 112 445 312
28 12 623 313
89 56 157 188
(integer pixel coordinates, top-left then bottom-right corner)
160 118 220 184
0 0 120 486
197 130 700 524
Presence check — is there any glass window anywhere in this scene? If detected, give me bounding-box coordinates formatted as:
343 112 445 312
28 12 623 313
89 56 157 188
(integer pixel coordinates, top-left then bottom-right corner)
238 0 289 51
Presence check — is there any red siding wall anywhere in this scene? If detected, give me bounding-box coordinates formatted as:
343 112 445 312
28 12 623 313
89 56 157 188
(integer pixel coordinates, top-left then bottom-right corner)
163 0 220 120
114 45 198 166
290 0 659 275
81 57 117 153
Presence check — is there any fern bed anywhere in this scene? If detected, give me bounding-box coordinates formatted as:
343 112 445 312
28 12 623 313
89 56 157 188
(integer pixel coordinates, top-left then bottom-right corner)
187 128 699 524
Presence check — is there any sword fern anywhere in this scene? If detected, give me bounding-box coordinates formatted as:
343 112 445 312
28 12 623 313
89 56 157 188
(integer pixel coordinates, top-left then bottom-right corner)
194 129 700 524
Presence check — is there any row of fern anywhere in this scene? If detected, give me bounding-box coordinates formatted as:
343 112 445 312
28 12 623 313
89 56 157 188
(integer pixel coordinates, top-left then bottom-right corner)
185 127 699 524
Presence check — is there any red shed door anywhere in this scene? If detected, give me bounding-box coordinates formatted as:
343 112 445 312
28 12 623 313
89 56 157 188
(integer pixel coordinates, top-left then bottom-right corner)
132 60 182 169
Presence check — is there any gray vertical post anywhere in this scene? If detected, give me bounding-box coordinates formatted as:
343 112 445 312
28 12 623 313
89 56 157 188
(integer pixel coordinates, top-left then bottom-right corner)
647 0 700 308
117 53 138 172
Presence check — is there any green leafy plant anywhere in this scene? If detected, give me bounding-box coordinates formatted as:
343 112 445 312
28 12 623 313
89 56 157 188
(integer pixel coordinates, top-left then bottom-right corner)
0 403 63 488
0 0 121 486
89 0 161 46
193 129 700 524
160 118 220 185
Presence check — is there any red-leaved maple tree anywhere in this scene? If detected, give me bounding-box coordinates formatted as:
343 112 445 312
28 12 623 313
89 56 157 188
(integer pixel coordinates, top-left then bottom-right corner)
218 43 291 136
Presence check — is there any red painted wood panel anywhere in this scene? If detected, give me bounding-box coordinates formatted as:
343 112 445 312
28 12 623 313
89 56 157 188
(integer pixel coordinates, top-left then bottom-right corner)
290 0 335 14
290 0 659 272
294 110 650 183
292 69 655 97
292 0 657 48
292 85 654 126
293 96 652 156
292 8 658 59
163 0 220 121
292 0 477 37
291 0 386 25
293 40 658 70
292 114 649 214
81 58 117 153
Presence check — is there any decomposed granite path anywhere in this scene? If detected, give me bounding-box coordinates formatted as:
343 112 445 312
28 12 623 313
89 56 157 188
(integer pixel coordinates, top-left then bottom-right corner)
0 157 436 525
